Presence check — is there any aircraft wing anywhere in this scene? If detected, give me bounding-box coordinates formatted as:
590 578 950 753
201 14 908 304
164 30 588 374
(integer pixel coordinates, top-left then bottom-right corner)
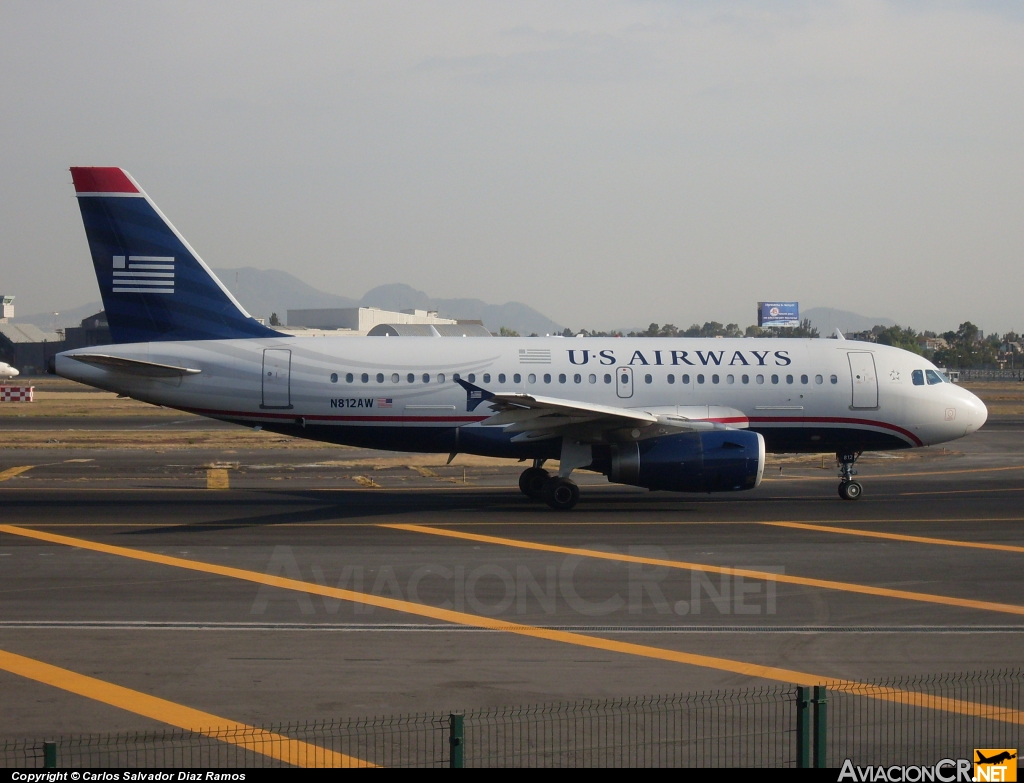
456 378 729 443
68 354 202 378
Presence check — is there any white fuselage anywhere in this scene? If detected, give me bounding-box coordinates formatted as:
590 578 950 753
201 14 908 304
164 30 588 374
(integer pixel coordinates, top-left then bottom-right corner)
55 336 987 459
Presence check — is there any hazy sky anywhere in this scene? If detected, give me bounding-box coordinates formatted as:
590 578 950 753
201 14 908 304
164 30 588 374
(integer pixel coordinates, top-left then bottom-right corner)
2 1 1022 333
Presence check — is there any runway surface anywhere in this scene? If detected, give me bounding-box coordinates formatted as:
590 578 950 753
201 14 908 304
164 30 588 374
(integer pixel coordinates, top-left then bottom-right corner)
0 424 1022 740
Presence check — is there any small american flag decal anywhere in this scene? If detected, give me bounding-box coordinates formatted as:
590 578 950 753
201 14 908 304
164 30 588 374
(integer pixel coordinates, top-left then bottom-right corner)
518 348 551 364
377 398 393 408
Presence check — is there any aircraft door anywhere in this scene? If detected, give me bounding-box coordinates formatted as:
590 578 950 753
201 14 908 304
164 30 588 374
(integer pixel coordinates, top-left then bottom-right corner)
848 352 878 409
262 348 292 409
616 366 634 399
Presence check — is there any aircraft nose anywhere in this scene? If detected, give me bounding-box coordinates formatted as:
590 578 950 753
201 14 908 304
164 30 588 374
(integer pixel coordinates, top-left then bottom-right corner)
959 387 988 432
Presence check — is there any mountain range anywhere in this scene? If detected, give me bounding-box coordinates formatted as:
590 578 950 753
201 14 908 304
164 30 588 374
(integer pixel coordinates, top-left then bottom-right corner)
12 268 563 336
802 307 896 334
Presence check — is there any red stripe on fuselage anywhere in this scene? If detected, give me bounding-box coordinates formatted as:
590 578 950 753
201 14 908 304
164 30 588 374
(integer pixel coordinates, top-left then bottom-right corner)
748 415 923 446
70 167 138 194
182 406 488 424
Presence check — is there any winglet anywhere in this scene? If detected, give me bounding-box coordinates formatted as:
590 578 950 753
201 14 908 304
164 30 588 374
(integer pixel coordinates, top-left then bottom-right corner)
454 377 495 412
834 328 846 340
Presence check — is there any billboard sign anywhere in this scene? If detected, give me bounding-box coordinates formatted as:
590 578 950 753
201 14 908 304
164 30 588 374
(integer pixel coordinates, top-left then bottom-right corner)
758 302 800 328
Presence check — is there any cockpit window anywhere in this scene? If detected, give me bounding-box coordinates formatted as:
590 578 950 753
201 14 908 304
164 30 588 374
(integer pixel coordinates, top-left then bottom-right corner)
925 369 945 385
912 370 924 386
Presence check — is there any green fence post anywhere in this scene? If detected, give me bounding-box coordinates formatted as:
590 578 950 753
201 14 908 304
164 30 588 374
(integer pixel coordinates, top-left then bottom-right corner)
449 713 464 769
43 742 57 769
796 686 810 769
813 686 828 769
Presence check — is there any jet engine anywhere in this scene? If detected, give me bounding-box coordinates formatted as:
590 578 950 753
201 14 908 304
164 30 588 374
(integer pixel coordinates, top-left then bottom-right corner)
608 430 765 493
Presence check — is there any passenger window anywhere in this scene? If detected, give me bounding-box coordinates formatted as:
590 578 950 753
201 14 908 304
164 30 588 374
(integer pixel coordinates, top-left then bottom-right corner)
498 373 506 383
330 373 338 383
815 375 823 384
604 374 612 384
644 374 653 384
667 374 675 384
376 373 384 383
589 374 597 384
483 373 491 383
786 375 794 384
346 373 354 383
437 373 445 383
682 374 690 384
771 375 779 384
361 373 369 383
543 373 552 384
559 373 567 383
697 374 705 384
800 374 808 384
830 375 838 384
573 374 582 384
468 373 476 383
925 369 943 385
712 374 720 384
422 373 430 383
392 373 400 383
726 374 734 384
528 374 536 384
742 374 749 384
453 373 460 381
407 373 415 383
513 373 521 383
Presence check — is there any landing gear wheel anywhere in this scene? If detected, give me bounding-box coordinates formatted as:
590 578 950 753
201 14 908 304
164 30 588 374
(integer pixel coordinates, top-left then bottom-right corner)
838 481 863 501
519 467 549 499
543 477 580 511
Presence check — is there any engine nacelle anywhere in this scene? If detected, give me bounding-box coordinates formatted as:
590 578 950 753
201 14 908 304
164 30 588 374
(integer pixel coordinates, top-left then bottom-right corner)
609 430 765 493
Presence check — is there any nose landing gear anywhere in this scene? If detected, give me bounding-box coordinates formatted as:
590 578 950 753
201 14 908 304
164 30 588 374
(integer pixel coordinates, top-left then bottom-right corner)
837 450 863 500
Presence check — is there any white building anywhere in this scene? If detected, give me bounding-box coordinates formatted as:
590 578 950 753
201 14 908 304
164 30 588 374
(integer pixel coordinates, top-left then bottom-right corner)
285 306 458 336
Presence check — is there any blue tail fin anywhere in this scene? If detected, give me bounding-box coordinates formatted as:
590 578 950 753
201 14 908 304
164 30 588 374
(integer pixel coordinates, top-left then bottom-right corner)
70 167 280 343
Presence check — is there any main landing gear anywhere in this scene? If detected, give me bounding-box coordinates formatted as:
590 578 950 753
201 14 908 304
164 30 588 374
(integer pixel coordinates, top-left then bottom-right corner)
518 460 580 511
837 450 863 501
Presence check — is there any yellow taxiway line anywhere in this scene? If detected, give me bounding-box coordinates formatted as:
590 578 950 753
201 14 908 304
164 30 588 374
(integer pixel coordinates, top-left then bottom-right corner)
763 521 1024 554
0 465 33 482
206 468 230 490
0 524 1019 726
380 523 1024 617
0 647 370 767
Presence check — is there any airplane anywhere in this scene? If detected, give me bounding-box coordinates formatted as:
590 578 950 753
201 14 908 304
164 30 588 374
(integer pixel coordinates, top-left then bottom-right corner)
976 751 1016 765
53 167 988 510
0 362 19 379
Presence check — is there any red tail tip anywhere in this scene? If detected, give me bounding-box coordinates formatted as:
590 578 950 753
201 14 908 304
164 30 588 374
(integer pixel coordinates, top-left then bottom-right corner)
70 167 139 194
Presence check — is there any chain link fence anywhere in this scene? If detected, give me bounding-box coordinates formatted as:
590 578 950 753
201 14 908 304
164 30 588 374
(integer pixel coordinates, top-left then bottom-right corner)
3 669 1020 768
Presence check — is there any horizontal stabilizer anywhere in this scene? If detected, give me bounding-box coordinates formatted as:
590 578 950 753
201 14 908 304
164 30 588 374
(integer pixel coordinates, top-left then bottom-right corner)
69 354 202 377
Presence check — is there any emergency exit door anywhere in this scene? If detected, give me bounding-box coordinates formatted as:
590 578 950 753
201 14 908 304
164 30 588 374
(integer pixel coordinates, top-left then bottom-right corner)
848 352 878 409
262 348 292 409
616 366 634 398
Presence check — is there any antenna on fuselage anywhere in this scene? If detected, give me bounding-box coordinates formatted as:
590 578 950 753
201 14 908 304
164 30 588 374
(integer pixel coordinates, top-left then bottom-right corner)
834 328 846 340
